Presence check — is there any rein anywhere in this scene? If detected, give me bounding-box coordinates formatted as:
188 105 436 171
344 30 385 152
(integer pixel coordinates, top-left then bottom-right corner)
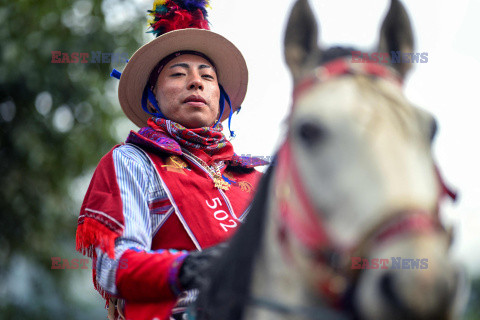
272 57 457 308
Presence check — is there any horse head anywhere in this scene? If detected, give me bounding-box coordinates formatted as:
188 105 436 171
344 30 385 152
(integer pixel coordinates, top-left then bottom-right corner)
277 0 465 319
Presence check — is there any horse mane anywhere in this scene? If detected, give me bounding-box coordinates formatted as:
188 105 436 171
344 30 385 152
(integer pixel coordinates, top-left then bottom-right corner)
320 46 358 64
193 163 275 320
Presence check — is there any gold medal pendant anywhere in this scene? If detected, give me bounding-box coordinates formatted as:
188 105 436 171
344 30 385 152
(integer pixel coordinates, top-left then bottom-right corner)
182 149 231 191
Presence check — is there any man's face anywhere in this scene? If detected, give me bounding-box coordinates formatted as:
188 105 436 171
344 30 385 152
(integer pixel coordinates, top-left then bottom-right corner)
154 54 221 128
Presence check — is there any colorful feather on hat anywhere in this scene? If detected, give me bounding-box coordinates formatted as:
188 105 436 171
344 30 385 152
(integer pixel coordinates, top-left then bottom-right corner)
147 0 210 37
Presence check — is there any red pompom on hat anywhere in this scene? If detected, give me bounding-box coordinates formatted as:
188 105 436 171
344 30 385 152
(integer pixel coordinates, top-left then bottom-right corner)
148 0 210 35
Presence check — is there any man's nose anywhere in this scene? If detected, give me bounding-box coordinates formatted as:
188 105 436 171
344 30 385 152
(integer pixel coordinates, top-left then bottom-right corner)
188 73 203 90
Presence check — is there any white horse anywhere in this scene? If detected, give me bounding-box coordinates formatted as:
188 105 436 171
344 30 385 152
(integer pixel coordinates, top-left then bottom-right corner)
193 1 467 319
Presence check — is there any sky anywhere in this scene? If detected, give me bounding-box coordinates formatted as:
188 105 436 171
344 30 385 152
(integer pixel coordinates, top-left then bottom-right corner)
123 0 480 275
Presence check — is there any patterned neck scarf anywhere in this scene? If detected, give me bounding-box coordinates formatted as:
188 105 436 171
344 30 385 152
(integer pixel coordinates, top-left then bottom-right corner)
140 118 234 164
130 117 269 167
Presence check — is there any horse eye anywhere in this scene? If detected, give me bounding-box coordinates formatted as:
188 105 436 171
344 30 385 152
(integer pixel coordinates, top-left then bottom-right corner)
296 120 326 147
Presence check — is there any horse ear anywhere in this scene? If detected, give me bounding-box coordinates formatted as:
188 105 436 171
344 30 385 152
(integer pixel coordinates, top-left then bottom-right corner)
284 0 321 83
378 0 415 78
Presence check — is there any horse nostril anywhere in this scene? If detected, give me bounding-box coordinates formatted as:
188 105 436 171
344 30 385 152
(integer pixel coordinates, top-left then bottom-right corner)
380 272 396 304
297 120 326 147
379 271 410 314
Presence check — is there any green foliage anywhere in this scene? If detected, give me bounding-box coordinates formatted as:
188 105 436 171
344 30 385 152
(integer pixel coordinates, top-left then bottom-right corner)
0 0 147 317
465 277 480 320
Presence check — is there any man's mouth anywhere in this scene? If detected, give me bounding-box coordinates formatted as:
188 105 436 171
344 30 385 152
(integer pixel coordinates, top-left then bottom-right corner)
184 95 207 106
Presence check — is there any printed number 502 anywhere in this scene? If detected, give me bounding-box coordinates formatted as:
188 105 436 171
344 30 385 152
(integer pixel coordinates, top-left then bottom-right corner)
205 198 238 232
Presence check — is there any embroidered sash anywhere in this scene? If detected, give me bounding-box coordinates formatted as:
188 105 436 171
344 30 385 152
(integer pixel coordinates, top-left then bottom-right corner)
131 144 262 249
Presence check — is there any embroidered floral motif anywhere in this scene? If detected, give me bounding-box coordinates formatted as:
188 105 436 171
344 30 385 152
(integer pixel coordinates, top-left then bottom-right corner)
223 171 253 193
162 156 190 175
238 181 253 193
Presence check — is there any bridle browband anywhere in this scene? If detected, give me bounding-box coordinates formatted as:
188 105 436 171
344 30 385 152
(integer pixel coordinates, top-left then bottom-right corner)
263 57 457 315
292 57 403 101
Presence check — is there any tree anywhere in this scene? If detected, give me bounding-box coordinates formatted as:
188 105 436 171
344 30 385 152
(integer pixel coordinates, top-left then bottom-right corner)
0 1 148 318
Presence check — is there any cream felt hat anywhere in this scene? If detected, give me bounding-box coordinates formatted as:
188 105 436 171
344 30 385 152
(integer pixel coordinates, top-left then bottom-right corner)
118 3 248 128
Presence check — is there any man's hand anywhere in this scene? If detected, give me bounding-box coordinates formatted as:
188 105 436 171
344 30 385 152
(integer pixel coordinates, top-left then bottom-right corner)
178 242 228 291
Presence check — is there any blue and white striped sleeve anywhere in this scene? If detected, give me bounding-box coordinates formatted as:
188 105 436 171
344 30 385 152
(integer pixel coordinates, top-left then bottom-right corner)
95 144 168 295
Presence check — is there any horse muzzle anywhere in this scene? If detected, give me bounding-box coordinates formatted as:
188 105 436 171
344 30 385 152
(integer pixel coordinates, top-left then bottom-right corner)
352 210 468 320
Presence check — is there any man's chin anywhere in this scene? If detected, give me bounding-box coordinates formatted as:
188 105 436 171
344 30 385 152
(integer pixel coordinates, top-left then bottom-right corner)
179 117 216 129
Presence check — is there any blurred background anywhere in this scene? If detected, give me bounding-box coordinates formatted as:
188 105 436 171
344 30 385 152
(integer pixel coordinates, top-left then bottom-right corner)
0 0 478 319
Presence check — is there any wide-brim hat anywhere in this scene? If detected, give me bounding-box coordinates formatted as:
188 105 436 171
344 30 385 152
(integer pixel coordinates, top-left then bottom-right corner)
118 28 248 128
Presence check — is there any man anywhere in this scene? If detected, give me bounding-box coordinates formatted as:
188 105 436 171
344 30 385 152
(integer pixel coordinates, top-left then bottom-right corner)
76 1 267 319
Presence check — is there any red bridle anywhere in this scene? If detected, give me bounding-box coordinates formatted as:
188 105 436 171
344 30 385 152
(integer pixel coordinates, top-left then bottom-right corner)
274 57 457 307
292 57 403 101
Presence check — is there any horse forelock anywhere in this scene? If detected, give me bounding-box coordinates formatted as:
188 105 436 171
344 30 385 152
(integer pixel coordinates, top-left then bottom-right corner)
352 75 421 139
320 46 359 64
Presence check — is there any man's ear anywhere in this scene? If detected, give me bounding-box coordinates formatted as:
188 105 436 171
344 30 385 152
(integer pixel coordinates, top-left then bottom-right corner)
147 88 161 114
146 100 157 114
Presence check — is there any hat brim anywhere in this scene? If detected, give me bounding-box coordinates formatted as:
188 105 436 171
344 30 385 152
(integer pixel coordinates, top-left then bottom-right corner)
118 28 248 128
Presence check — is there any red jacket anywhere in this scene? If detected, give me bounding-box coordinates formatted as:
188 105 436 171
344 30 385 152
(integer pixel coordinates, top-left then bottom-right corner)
77 130 266 320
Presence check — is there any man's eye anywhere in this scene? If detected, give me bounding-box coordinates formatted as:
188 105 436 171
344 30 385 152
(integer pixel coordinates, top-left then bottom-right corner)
171 73 185 77
202 74 215 80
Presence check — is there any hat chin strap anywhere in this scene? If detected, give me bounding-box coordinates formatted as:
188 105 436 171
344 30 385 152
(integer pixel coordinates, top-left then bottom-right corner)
216 84 236 138
141 86 167 119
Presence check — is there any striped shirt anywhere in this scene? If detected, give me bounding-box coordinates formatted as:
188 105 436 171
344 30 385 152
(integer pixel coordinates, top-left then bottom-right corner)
95 144 174 295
